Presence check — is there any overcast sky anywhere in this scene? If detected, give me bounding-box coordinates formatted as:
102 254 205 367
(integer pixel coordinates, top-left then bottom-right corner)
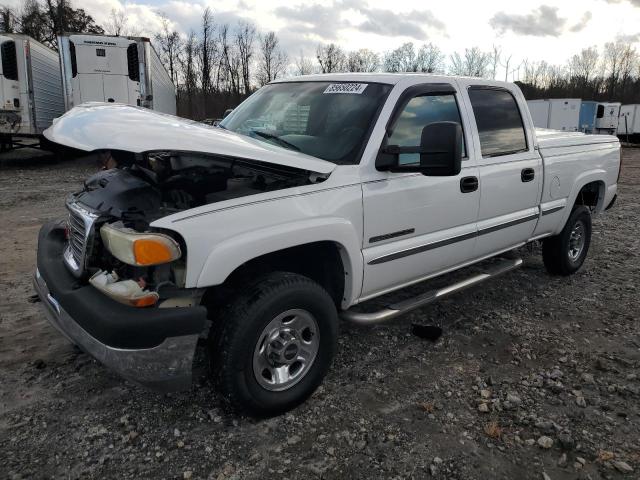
8 0 640 78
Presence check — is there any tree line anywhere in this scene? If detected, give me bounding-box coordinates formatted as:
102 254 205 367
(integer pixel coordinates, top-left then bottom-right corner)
1 1 640 120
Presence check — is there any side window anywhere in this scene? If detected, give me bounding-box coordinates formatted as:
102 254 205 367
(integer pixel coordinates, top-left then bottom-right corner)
388 94 465 165
468 88 527 157
596 105 605 119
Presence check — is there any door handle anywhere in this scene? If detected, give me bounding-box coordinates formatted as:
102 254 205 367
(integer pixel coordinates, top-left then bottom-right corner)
460 176 478 193
521 168 535 182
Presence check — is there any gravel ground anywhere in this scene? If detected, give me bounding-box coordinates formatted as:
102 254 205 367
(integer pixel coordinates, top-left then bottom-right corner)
1 147 639 480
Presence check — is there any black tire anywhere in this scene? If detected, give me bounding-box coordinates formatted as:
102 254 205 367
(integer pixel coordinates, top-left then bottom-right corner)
542 205 592 276
213 272 338 416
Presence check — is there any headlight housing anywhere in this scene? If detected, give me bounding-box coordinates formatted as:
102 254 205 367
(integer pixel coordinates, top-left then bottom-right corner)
100 222 182 266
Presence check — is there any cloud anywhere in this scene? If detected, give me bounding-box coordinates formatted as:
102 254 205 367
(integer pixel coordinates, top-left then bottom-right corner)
274 4 345 40
617 32 640 42
569 11 592 32
274 1 445 42
604 0 640 6
356 8 445 40
489 5 567 37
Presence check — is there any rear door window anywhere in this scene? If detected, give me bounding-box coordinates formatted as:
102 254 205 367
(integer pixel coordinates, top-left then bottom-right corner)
468 88 527 157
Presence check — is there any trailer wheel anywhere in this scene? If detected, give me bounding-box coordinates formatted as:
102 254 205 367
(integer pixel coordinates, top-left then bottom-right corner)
542 206 592 276
212 272 338 416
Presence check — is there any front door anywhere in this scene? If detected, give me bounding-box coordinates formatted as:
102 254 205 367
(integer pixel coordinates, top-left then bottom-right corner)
360 83 480 300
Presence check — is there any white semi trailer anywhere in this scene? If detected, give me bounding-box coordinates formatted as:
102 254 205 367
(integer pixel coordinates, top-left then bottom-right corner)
57 34 176 115
526 99 581 132
0 33 64 147
618 104 640 138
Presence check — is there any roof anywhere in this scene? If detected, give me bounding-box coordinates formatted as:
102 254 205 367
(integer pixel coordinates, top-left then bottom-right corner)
272 72 518 90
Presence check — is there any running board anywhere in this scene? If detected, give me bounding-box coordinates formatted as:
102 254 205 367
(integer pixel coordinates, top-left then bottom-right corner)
341 258 523 325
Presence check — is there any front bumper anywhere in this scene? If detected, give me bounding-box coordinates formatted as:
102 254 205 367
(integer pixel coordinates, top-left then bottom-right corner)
34 222 208 391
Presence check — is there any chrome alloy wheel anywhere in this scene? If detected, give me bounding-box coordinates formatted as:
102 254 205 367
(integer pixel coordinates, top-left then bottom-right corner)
568 220 586 261
252 309 320 392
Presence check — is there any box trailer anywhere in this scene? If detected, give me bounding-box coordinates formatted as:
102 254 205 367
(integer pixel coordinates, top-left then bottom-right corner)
57 34 176 115
547 99 581 132
526 100 550 129
579 101 597 133
594 102 620 134
526 98 581 131
580 101 621 135
618 104 640 137
0 33 64 142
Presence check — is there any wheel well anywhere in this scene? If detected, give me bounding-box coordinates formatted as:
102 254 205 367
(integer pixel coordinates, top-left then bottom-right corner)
574 181 604 211
202 241 346 311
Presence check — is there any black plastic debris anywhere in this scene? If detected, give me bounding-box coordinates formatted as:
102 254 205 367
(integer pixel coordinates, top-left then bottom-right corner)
27 293 41 303
411 323 443 341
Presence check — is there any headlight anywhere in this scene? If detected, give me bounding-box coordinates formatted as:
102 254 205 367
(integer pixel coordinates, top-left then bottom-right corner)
100 223 182 266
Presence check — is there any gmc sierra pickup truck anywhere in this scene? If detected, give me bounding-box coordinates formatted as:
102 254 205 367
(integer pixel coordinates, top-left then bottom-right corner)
34 74 620 415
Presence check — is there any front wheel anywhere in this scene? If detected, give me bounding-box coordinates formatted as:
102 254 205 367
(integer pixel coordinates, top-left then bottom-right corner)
213 272 338 416
542 205 592 276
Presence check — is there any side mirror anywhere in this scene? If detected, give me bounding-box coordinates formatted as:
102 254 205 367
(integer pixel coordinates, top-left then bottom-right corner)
376 121 463 176
223 108 234 119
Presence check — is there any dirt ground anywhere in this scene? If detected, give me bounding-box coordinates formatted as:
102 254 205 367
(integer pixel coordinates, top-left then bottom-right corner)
1 147 639 480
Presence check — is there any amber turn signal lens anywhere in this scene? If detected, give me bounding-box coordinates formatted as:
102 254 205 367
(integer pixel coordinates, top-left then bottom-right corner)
133 238 174 266
131 294 159 307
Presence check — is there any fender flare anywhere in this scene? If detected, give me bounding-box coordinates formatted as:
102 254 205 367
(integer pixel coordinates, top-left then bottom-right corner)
195 217 364 308
555 170 606 234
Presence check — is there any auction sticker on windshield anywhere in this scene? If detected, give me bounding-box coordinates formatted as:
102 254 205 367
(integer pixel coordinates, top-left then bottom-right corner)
323 83 368 94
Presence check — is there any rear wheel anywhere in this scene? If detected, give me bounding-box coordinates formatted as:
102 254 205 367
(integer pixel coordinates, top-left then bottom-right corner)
213 272 338 416
542 205 592 276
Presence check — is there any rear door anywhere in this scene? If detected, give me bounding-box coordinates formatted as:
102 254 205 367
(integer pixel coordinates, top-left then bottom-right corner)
458 81 542 258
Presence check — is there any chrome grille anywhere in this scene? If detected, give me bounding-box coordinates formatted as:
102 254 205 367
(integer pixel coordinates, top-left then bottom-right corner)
63 199 99 277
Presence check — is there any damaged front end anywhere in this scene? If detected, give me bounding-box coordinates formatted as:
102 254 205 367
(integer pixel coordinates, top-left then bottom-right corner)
35 149 324 391
63 149 323 308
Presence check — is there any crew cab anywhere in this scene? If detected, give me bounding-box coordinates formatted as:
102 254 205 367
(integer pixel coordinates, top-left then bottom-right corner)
34 74 620 415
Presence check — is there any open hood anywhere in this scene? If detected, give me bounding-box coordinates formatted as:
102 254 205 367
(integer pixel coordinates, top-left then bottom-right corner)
44 103 336 175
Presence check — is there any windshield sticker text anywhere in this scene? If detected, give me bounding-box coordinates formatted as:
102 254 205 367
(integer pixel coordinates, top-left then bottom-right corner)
323 83 368 94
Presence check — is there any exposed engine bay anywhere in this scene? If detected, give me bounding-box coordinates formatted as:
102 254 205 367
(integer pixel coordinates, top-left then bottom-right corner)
65 150 326 306
76 150 323 228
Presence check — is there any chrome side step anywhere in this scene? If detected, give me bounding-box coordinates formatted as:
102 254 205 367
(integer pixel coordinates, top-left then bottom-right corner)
341 258 523 325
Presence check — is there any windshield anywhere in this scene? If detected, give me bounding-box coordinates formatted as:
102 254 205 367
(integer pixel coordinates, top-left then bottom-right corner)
220 81 392 165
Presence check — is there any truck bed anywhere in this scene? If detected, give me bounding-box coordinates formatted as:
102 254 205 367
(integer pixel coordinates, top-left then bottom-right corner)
535 128 618 150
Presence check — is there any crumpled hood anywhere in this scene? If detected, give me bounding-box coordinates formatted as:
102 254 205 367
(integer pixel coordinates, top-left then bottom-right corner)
44 103 336 174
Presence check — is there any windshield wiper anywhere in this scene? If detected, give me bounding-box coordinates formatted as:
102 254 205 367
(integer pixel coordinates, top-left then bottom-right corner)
252 130 300 152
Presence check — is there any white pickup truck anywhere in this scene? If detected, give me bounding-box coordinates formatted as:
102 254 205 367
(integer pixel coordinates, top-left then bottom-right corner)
34 74 620 415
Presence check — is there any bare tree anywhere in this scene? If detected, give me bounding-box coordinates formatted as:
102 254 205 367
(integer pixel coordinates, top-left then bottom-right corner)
257 31 288 86
500 53 514 82
0 6 17 32
218 23 241 95
235 21 256 94
199 7 215 95
104 8 125 36
416 43 444 73
179 30 198 117
346 49 379 72
293 51 314 75
316 43 345 73
449 47 491 78
155 13 181 85
383 43 418 72
568 47 599 84
490 45 501 80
